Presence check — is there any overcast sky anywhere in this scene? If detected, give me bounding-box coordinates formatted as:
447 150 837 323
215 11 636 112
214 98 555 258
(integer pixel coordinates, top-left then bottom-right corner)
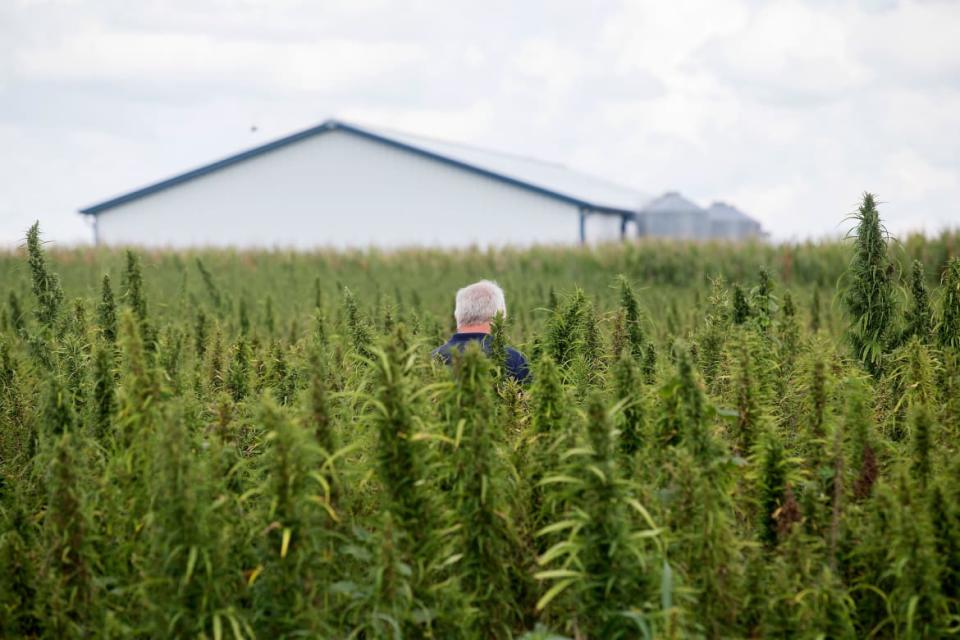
1 0 958 247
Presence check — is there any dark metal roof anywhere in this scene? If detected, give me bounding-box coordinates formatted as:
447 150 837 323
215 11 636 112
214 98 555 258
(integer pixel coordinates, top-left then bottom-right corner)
80 119 645 216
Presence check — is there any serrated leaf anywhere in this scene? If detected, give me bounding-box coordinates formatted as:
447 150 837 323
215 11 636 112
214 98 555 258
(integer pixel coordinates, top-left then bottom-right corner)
535 520 579 538
441 553 464 567
534 569 583 581
228 615 243 640
660 560 673 612
626 498 658 530
538 541 578 565
536 578 576 612
182 545 198 587
586 464 607 483
246 565 263 587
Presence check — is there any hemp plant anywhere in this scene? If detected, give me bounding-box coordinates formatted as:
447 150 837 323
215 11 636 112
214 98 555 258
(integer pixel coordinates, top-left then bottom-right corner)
843 193 897 376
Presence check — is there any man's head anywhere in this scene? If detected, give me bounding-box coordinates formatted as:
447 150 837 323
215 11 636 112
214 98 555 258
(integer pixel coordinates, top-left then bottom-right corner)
455 280 506 332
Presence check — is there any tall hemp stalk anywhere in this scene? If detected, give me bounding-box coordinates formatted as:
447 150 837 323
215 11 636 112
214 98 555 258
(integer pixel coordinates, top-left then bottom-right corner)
903 260 933 343
26 223 64 335
843 193 897 376
446 344 524 636
535 393 660 639
939 258 960 353
365 337 459 635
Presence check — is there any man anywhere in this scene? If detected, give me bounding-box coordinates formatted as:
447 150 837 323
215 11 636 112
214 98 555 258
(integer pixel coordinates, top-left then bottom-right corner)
433 280 531 384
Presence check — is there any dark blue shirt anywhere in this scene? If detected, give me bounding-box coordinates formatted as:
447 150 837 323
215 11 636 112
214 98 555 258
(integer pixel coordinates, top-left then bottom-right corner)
432 333 532 384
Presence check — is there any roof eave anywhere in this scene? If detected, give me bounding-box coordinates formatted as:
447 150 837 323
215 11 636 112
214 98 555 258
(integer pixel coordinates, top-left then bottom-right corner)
77 119 640 216
333 123 638 215
78 119 340 216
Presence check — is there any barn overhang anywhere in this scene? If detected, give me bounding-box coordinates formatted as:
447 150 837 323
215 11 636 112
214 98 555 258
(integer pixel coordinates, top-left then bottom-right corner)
79 120 641 220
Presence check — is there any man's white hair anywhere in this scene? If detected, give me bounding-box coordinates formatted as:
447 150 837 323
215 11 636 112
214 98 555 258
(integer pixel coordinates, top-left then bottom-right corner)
455 280 507 328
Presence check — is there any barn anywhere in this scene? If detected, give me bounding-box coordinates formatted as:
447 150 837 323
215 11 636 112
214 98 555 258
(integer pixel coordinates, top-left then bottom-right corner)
79 119 653 249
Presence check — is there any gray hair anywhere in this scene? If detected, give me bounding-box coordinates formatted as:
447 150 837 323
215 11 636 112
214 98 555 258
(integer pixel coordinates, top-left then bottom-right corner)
455 280 507 328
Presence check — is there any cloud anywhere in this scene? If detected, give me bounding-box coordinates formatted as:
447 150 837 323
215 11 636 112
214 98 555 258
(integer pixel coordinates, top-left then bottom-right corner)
15 29 426 95
0 0 958 247
343 102 498 142
699 1 871 106
852 0 960 89
601 0 750 83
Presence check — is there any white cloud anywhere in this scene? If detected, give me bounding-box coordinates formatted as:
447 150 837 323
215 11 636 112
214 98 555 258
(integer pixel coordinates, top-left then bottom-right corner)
702 1 871 104
0 0 958 247
852 0 960 88
513 38 586 92
883 149 958 200
601 0 750 82
15 29 426 93
343 102 497 142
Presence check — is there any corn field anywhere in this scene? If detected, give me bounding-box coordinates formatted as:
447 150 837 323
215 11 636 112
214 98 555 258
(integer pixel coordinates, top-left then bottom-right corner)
2 194 960 639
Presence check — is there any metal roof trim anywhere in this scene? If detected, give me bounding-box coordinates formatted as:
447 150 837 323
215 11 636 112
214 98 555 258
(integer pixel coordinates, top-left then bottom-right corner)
80 119 636 217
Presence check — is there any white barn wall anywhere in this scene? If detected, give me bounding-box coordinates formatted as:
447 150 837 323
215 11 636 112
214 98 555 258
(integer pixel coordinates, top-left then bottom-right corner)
584 212 625 243
94 130 619 249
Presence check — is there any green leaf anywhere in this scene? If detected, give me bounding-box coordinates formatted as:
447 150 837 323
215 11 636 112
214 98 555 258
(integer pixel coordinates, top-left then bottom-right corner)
228 614 244 640
440 553 464 568
660 559 673 612
534 569 583 581
626 498 659 530
536 578 576 612
182 545 198 588
585 465 607 483
535 520 580 538
538 541 578 565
